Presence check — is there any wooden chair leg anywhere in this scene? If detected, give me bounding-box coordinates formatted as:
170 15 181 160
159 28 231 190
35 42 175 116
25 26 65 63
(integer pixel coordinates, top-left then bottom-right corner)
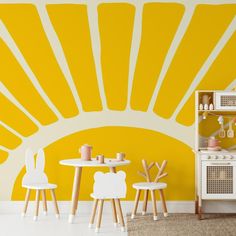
34 190 40 221
142 190 149 215
115 199 125 232
89 199 98 228
131 189 141 219
50 189 60 219
159 189 168 217
111 199 118 227
42 190 48 215
22 189 31 217
150 190 158 221
95 199 104 233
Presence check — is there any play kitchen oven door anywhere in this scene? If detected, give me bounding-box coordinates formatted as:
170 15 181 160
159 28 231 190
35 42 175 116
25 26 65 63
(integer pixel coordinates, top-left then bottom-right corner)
202 160 236 199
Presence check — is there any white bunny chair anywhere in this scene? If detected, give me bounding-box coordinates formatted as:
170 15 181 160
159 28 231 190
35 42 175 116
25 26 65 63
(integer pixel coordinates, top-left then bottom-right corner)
21 148 60 221
89 171 127 233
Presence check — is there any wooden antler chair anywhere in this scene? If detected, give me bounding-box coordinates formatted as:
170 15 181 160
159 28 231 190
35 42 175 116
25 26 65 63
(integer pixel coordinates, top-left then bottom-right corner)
131 159 168 221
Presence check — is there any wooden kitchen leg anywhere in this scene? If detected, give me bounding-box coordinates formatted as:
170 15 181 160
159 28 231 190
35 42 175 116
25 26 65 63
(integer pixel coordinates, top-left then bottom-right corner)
69 167 82 223
195 195 199 214
198 197 202 220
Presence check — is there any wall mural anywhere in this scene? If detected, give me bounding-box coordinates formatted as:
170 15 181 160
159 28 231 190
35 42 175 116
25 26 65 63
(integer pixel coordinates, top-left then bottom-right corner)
0 0 235 201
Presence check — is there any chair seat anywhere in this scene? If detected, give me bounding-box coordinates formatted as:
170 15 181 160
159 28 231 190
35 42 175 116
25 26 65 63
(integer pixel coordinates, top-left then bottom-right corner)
22 183 57 190
133 182 167 190
90 193 123 200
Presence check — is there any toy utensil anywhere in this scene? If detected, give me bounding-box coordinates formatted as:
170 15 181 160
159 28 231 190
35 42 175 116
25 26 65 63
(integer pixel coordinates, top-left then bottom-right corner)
227 121 234 138
219 123 226 138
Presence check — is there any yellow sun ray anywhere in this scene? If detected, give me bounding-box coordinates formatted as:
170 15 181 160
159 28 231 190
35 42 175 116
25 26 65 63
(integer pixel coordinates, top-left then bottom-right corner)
131 3 184 111
0 149 8 164
98 3 135 110
0 124 21 149
154 4 236 118
177 31 236 126
0 38 58 125
46 4 102 112
0 4 79 118
0 93 38 136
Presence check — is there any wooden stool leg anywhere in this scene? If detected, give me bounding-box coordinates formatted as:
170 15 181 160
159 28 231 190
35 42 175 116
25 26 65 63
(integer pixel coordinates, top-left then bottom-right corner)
42 190 48 215
159 189 168 217
89 199 98 228
115 199 125 232
111 199 118 227
150 190 158 221
34 190 40 221
95 199 104 233
22 189 31 217
131 189 141 219
142 190 149 215
50 189 60 219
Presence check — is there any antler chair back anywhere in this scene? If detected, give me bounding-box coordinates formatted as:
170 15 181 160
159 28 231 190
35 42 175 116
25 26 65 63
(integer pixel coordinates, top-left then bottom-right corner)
131 159 168 220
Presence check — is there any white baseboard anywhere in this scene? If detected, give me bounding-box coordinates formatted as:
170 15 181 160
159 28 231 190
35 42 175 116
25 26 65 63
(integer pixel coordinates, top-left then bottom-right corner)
1 200 236 215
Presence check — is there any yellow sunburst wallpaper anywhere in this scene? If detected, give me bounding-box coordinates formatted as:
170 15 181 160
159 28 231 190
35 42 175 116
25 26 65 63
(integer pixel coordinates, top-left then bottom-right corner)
0 1 235 201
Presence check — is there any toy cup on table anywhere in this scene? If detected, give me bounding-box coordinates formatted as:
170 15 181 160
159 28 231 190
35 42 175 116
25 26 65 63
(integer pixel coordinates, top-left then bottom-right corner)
97 155 104 164
79 144 92 161
116 152 125 161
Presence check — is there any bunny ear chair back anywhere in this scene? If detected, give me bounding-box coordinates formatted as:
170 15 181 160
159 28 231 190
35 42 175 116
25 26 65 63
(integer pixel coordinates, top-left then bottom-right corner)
25 148 34 173
21 148 60 221
36 149 45 173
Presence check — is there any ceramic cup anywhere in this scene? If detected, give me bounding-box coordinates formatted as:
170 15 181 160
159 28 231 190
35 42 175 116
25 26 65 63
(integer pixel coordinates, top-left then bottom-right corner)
97 155 104 164
116 152 125 161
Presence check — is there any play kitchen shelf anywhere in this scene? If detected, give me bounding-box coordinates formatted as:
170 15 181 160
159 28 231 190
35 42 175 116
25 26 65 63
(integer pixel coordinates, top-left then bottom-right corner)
194 90 236 220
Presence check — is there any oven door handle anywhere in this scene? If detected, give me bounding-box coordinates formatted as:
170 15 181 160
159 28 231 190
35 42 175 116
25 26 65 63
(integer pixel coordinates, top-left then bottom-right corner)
210 162 232 165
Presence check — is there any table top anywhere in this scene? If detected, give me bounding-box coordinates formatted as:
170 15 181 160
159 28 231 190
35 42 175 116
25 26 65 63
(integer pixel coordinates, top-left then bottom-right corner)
59 158 131 167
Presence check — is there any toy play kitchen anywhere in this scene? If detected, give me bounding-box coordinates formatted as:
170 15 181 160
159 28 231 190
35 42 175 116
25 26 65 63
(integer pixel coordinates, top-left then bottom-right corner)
194 90 236 219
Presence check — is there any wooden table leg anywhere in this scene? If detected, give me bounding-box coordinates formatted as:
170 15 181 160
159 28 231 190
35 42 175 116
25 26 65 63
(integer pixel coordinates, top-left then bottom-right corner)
142 190 149 215
69 167 82 223
109 167 121 222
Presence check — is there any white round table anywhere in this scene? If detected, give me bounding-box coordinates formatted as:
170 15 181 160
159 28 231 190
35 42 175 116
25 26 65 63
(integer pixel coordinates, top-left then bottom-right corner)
59 158 130 223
